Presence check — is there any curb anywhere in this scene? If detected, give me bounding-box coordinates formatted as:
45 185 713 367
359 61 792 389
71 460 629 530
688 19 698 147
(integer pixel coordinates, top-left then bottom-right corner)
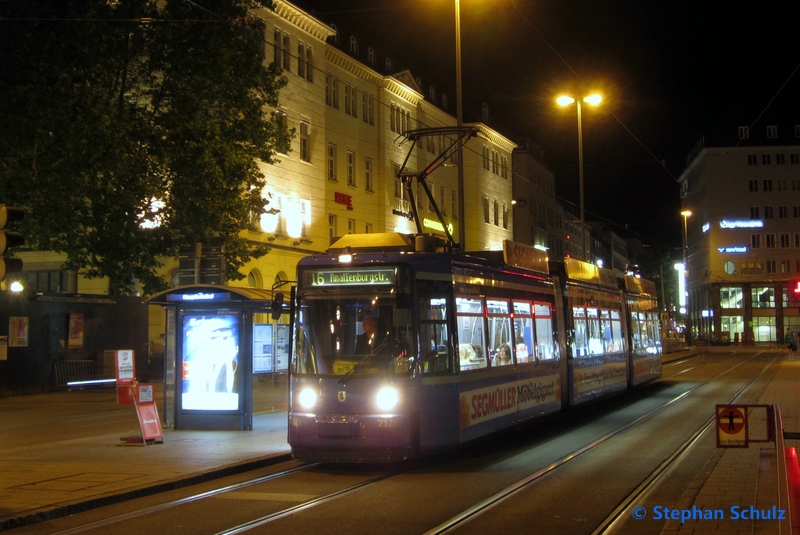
0 452 293 532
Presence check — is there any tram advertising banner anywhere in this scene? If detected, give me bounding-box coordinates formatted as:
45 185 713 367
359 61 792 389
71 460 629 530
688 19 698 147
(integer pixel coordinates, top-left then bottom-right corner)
459 374 560 428
181 313 241 411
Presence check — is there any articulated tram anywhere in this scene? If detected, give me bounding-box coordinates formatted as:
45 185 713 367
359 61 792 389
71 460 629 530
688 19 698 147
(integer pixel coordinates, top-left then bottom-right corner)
287 233 662 462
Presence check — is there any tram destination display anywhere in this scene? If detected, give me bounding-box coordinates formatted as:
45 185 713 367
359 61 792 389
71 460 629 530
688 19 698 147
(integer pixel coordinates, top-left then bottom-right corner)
306 268 396 287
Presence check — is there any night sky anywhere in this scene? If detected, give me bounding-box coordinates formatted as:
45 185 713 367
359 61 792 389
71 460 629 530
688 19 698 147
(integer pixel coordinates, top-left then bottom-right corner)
288 0 798 250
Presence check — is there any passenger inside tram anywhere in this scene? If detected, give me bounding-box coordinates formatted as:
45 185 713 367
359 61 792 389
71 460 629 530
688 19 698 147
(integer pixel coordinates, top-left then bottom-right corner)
354 316 387 355
493 344 513 366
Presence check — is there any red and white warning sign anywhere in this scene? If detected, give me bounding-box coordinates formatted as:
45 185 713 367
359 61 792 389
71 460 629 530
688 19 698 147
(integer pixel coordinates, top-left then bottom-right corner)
716 404 748 448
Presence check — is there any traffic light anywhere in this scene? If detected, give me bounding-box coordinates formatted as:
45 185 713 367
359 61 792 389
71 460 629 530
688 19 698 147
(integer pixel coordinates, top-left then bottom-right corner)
271 292 284 320
0 204 25 281
791 279 800 298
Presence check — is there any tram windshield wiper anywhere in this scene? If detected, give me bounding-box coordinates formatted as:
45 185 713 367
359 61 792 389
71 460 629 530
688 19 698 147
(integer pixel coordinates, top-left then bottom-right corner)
338 353 377 385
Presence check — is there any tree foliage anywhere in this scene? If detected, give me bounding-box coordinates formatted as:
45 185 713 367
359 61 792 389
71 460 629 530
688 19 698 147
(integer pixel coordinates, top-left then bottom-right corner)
0 0 289 295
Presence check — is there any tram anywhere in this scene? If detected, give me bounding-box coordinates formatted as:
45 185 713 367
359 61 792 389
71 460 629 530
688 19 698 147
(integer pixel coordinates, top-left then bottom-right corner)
287 233 663 463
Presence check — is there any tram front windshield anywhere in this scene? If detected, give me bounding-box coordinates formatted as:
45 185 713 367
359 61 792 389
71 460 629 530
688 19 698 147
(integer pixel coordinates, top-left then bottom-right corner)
293 266 414 377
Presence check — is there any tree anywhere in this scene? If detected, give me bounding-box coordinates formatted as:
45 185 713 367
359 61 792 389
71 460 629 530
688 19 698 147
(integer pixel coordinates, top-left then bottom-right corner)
0 0 289 295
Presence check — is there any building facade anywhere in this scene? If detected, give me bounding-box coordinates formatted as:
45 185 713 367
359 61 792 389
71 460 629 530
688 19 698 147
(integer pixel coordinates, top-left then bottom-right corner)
512 140 568 260
13 1 517 344
678 114 800 344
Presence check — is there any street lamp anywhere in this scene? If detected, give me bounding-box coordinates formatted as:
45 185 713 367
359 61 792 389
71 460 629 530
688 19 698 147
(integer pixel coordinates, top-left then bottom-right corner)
557 93 602 262
681 209 692 344
454 0 466 250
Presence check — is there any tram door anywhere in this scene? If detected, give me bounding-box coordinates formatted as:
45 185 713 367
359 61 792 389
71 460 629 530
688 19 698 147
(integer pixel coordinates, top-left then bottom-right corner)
417 279 454 374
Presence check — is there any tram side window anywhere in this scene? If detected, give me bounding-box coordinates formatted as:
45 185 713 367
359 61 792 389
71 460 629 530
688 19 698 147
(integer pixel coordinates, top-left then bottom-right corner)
586 307 603 355
573 307 588 357
513 301 533 363
645 312 661 354
456 297 487 370
533 302 555 360
487 299 513 366
631 312 645 355
606 310 625 353
420 296 453 374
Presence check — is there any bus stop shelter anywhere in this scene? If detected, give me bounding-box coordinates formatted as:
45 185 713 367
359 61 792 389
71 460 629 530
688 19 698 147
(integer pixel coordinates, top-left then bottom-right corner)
147 285 290 431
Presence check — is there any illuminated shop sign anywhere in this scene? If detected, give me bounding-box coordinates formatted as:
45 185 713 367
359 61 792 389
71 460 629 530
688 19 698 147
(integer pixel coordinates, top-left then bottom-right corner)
702 222 710 233
717 246 748 254
423 218 454 235
334 192 354 210
719 220 763 229
308 269 396 287
168 292 231 302
392 209 414 220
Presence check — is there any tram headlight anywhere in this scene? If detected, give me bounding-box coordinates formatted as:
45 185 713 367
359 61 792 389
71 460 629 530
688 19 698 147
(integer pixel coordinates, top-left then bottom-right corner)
375 386 399 411
298 388 317 409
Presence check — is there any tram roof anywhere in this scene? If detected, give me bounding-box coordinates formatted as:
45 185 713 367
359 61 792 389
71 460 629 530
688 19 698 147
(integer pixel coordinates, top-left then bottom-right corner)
328 232 416 253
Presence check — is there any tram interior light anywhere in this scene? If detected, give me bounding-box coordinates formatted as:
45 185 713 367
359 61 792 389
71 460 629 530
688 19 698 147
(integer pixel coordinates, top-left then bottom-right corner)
298 388 317 409
375 386 399 411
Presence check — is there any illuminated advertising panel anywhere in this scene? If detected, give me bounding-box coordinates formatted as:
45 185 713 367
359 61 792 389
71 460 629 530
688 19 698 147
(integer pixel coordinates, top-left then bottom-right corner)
167 292 231 302
719 220 763 229
181 313 240 411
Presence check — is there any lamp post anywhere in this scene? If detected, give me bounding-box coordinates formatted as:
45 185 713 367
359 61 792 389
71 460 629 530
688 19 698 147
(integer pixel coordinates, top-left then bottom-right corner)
454 0 466 250
681 209 692 345
557 94 601 262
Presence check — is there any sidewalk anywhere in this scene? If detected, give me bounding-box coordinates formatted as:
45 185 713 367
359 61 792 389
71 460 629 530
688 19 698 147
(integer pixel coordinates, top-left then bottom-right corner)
661 348 800 535
0 393 291 531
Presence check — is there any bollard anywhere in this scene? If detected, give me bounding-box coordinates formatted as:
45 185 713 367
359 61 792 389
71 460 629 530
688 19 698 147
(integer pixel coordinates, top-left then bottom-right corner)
734 332 739 345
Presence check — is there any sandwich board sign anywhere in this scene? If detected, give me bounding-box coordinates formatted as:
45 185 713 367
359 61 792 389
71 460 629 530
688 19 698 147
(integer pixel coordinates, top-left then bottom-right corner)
120 383 163 446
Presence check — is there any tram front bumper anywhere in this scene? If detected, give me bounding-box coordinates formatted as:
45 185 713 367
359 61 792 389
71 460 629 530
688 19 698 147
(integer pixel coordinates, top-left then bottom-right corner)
288 413 414 462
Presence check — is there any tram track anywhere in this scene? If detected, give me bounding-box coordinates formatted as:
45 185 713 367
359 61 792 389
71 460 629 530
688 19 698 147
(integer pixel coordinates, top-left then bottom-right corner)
42 462 321 535
32 350 769 535
421 350 775 535
593 351 779 534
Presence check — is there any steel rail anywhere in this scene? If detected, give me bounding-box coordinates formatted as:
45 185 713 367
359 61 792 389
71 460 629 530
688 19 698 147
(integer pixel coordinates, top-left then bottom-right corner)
46 462 320 535
48 351 759 535
593 351 779 534
422 351 766 535
212 471 398 535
